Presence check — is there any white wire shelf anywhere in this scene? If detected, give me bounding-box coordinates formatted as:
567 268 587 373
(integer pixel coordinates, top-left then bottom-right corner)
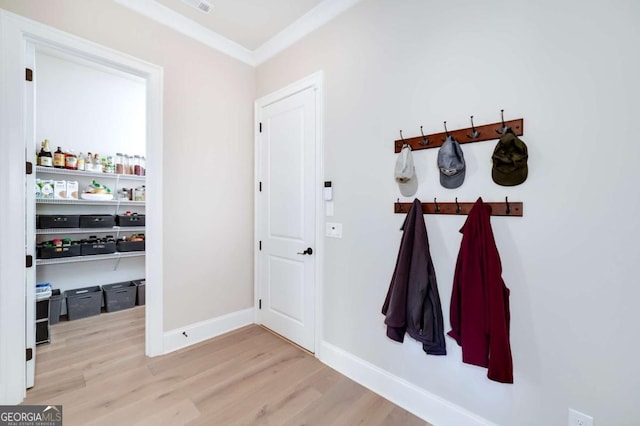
36 251 145 265
35 165 145 181
36 226 145 235
36 198 145 206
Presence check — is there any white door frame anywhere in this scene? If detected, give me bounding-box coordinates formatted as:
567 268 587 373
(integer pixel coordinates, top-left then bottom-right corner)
0 10 164 404
254 71 324 356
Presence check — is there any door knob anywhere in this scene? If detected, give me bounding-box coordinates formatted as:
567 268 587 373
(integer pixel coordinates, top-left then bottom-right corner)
297 247 313 255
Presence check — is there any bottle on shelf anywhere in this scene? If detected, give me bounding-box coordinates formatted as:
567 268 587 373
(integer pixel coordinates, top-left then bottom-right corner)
53 146 65 168
77 152 85 171
64 149 78 170
37 139 53 167
86 152 93 172
93 154 102 173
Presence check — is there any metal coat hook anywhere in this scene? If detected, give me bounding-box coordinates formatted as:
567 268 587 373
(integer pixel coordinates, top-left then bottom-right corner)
399 130 407 147
444 121 450 137
396 198 403 213
496 109 509 135
505 196 511 214
467 115 480 139
434 198 440 213
420 126 429 145
455 197 462 213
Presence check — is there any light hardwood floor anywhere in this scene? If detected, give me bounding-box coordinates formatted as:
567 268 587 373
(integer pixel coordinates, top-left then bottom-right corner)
25 307 430 425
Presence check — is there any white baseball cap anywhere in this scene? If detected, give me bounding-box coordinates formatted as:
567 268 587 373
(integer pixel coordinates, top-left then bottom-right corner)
394 145 418 197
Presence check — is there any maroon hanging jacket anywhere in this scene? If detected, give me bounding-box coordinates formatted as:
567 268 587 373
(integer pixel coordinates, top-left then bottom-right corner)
447 197 513 383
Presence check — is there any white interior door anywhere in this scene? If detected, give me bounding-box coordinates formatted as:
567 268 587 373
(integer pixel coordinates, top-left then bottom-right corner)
257 83 318 352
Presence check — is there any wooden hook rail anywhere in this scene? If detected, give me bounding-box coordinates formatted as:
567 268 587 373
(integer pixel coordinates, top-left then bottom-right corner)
394 198 523 217
394 118 524 153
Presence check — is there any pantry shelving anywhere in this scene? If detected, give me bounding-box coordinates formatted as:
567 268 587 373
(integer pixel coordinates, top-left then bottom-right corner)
36 251 145 266
36 226 145 235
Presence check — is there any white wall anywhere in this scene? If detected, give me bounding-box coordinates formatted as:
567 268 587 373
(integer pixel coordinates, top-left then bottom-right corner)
36 50 146 157
257 0 640 425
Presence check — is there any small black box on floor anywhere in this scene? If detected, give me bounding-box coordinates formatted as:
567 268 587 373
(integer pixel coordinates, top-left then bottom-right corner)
37 243 81 259
65 286 102 320
102 281 137 312
37 214 80 229
116 240 145 252
49 289 63 325
79 214 115 228
116 214 145 227
132 279 145 305
80 240 116 255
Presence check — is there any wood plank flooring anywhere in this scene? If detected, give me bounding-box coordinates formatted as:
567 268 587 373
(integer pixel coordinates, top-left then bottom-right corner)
25 307 430 426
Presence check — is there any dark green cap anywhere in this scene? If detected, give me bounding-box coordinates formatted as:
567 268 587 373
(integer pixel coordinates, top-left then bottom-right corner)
492 131 528 186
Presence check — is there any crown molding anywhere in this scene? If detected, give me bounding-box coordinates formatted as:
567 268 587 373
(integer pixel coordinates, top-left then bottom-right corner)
113 0 255 66
114 0 364 67
253 0 362 65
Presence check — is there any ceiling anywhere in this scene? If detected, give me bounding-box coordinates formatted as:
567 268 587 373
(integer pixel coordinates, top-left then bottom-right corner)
114 0 361 65
154 0 325 51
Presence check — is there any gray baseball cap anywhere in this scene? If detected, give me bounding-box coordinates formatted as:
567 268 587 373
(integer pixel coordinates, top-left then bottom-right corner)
437 136 466 189
394 145 418 197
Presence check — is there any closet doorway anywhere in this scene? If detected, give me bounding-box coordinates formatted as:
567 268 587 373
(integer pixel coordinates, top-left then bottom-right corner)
0 12 163 403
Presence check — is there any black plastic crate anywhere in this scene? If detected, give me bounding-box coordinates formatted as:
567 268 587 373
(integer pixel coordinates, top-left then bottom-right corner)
102 282 137 312
132 279 145 305
116 240 145 252
116 214 145 227
80 241 116 255
36 321 50 345
65 286 102 320
37 214 79 229
37 243 81 259
36 299 49 320
79 215 115 228
49 289 63 325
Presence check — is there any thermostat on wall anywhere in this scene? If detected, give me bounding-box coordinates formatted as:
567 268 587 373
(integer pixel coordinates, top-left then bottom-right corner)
323 181 332 201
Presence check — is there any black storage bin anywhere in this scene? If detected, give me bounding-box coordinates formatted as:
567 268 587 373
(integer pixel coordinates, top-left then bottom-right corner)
117 240 145 252
102 282 137 312
36 321 50 344
49 289 63 325
79 214 115 228
132 279 145 305
37 243 81 259
65 286 102 320
80 239 116 255
36 299 49 320
116 214 145 227
37 214 80 229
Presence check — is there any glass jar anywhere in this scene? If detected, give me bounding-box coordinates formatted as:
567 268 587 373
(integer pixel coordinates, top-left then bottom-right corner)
133 155 142 176
139 156 146 176
115 153 124 175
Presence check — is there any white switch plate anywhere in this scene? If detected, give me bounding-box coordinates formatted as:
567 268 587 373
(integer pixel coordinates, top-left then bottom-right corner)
325 222 342 238
325 201 334 217
569 409 594 426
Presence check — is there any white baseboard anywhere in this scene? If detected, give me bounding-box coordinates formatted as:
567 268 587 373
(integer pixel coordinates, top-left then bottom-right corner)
318 341 494 426
163 308 254 354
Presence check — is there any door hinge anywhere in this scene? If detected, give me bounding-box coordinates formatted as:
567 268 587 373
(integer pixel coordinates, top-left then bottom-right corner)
259 122 262 133
26 255 33 268
259 299 262 309
25 68 33 82
26 348 33 361
259 182 262 192
26 161 33 175
259 240 262 250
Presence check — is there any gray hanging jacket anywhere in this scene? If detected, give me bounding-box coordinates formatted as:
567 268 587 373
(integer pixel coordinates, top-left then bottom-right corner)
382 198 446 355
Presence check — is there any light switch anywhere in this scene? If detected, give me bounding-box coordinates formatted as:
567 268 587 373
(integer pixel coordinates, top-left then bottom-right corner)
325 222 342 238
